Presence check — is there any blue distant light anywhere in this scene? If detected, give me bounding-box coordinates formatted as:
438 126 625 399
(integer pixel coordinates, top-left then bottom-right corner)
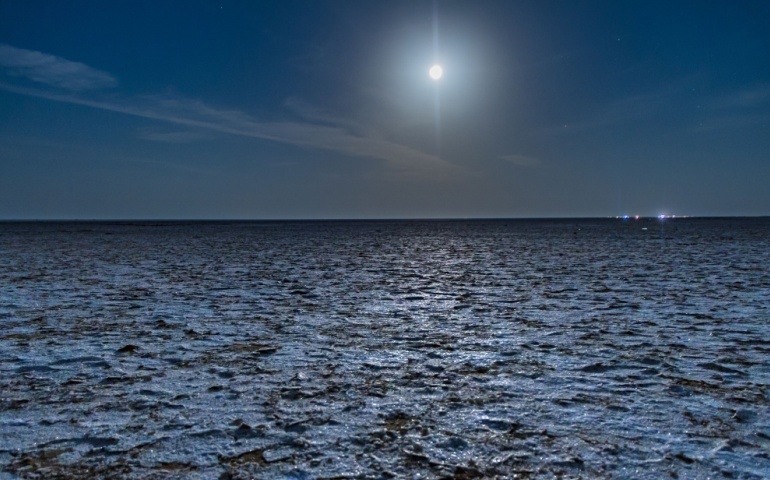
614 214 684 220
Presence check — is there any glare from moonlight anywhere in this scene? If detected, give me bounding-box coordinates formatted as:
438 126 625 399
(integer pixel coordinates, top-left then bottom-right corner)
429 64 443 80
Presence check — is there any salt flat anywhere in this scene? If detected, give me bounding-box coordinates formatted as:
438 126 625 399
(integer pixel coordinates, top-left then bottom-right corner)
1 219 768 479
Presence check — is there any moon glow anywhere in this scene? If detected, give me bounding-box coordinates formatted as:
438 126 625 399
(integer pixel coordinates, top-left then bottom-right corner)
429 64 443 80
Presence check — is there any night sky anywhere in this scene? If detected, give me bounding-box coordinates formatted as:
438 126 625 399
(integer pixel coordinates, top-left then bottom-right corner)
1 1 769 219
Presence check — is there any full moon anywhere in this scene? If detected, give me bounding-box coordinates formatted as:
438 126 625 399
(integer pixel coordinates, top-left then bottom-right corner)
429 64 443 80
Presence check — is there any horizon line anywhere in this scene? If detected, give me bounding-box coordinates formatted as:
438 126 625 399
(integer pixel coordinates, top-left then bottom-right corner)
1 215 768 223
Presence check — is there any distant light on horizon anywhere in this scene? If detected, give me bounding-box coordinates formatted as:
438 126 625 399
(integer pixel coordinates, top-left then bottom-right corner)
614 213 687 220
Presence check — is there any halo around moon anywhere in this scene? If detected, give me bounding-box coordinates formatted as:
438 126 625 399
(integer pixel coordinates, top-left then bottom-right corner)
429 64 443 80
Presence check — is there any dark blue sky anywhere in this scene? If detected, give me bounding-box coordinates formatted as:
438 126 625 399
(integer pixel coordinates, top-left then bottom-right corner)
1 1 769 219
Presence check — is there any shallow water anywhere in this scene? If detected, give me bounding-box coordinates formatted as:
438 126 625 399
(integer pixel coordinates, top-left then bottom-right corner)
1 218 769 479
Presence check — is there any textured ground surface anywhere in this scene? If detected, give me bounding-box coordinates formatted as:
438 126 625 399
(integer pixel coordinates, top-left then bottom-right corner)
1 219 769 479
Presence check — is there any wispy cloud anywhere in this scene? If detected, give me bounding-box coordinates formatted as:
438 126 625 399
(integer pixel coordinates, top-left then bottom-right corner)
283 96 370 134
0 44 116 91
531 79 696 137
707 84 770 110
689 84 770 133
0 45 449 173
691 113 769 132
531 92 662 137
137 128 215 143
564 92 663 132
500 154 541 167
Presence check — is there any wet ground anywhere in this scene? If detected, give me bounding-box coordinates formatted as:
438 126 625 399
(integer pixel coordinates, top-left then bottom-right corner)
1 219 769 479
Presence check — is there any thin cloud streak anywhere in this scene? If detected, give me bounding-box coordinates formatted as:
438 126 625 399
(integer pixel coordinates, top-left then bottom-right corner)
0 82 448 172
691 113 769 133
283 96 370 135
137 128 215 143
0 44 116 91
707 84 770 110
0 44 447 172
500 154 541 167
536 92 665 136
530 79 700 137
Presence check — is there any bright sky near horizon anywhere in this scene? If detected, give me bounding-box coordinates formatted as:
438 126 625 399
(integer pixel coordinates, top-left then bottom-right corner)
1 1 769 219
